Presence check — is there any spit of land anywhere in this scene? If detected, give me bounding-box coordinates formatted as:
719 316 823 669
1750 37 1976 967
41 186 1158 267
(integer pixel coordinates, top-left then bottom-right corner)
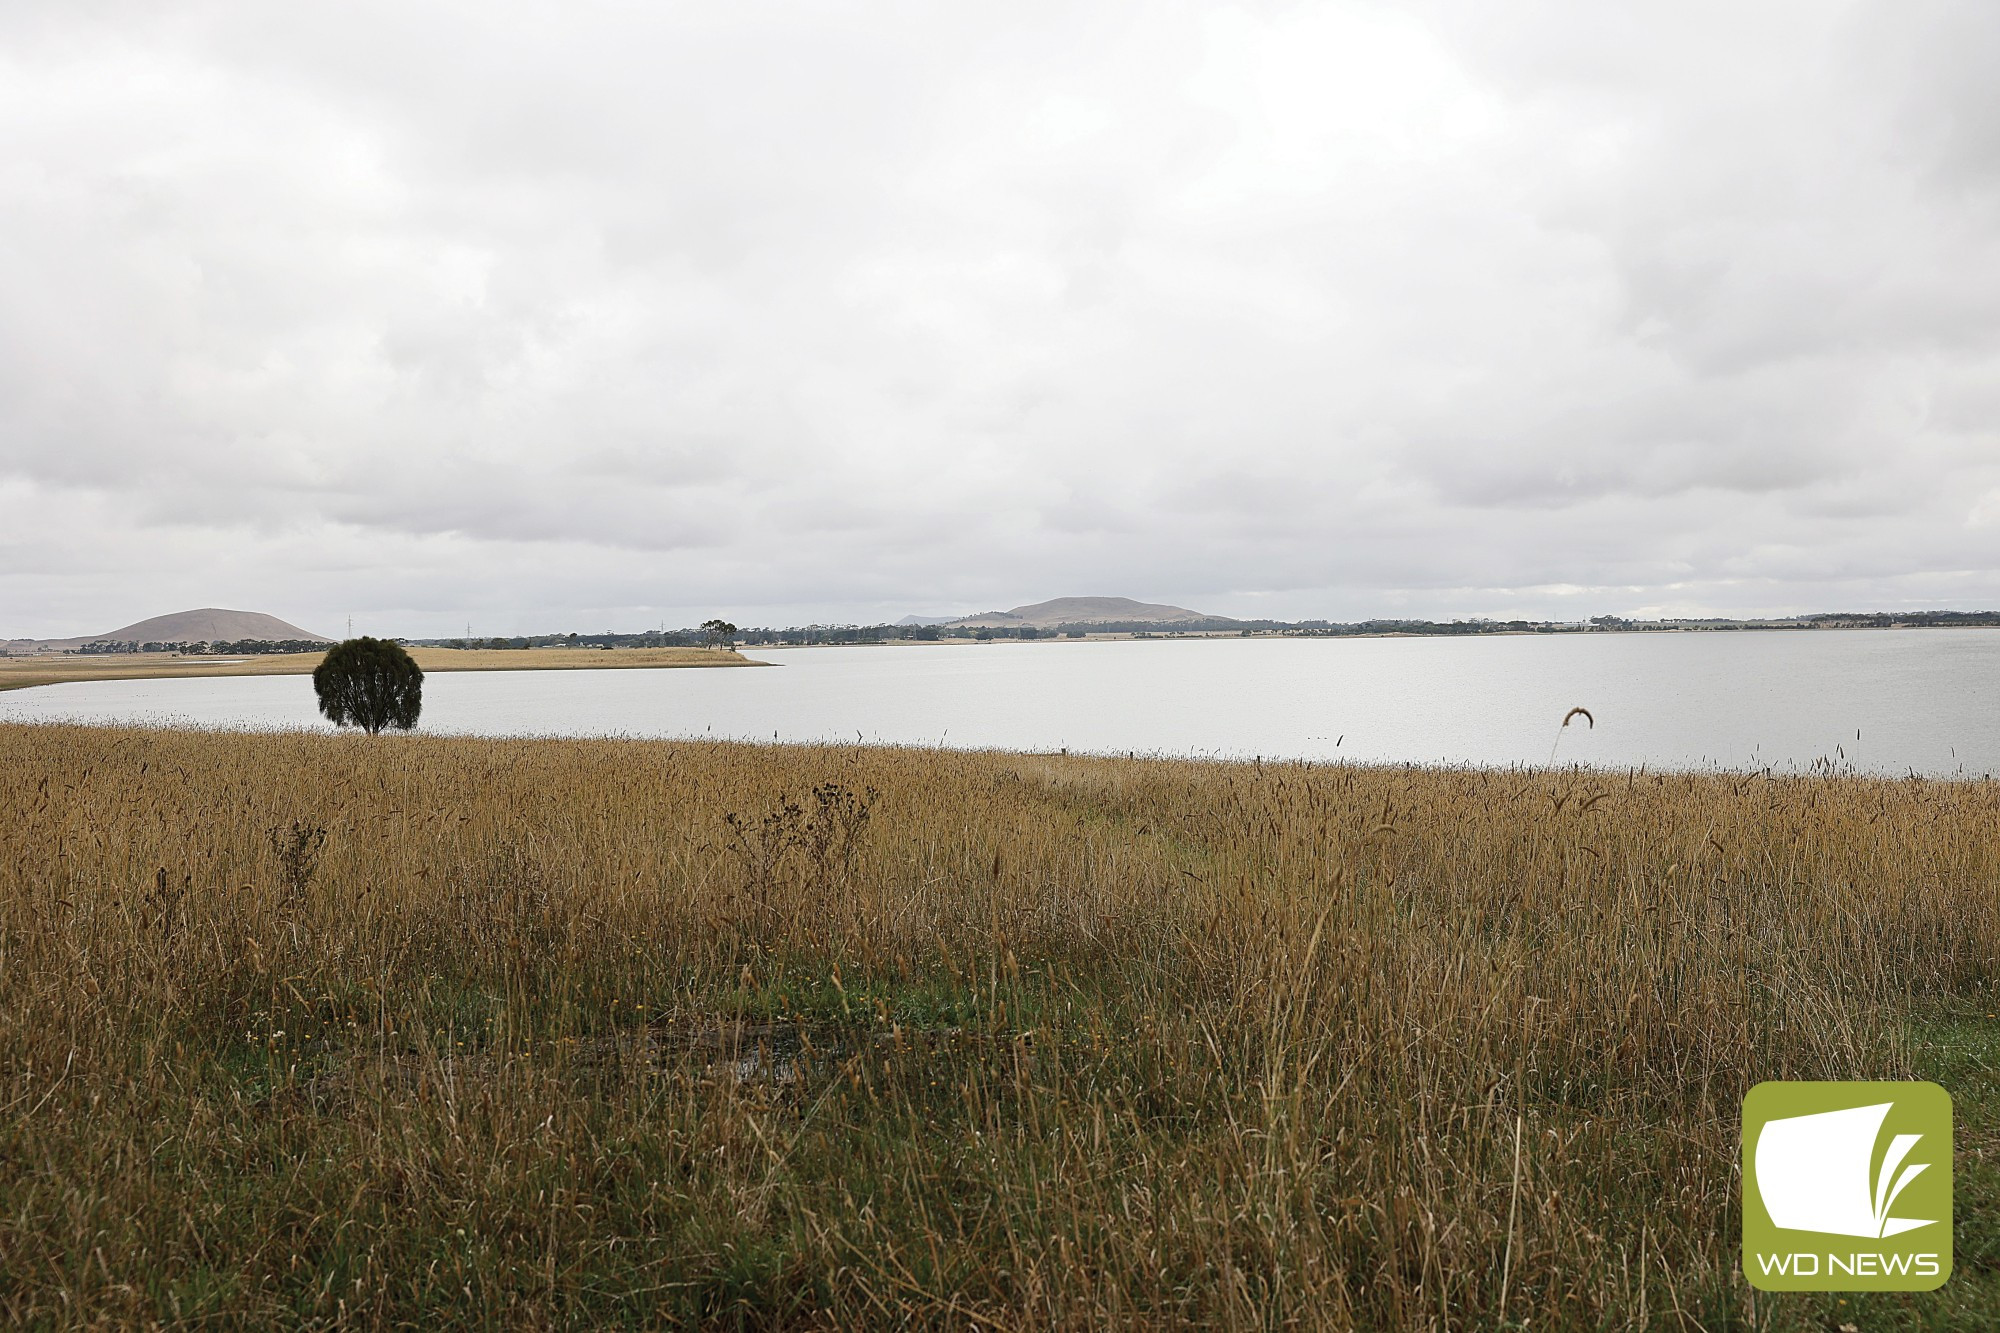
0 644 765 693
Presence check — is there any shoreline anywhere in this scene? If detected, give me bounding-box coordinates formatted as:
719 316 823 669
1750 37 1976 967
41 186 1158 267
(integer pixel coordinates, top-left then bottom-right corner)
0 718 1983 784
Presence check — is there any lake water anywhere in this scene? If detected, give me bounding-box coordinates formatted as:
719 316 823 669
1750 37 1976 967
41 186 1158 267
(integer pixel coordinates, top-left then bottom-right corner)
3 631 1997 776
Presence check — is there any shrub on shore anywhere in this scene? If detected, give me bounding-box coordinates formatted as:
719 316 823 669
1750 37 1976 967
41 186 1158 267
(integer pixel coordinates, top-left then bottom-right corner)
312 636 423 733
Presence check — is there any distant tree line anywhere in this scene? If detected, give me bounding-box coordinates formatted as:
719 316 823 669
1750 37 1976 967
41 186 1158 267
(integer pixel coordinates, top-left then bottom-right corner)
1803 610 2000 628
406 630 708 651
76 638 334 656
1284 619 1581 637
718 617 1577 643
401 619 1591 647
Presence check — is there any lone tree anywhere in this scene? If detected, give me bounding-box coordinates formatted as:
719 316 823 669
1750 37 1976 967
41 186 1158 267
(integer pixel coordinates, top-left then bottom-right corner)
701 619 738 649
313 636 423 734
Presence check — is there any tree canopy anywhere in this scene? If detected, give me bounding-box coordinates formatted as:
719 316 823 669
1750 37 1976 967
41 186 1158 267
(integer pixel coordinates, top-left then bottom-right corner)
312 637 423 734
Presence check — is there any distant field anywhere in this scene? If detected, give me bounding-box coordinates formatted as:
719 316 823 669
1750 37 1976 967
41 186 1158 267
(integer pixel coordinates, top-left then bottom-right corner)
0 644 764 693
2 725 1995 1327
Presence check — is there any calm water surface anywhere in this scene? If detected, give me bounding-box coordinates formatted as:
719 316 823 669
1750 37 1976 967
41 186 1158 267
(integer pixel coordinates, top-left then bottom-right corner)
3 631 1996 776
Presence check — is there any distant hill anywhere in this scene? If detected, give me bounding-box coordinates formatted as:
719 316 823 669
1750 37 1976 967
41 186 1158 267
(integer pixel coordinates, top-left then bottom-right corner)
95 608 333 644
6 608 339 651
953 596 1224 629
893 615 959 627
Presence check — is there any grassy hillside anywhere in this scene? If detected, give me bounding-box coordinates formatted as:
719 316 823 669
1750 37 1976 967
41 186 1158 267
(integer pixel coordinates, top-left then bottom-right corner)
1 724 1996 1327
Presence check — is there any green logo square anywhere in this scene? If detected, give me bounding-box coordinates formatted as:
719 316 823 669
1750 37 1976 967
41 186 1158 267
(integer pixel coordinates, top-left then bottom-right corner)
1742 1081 1952 1291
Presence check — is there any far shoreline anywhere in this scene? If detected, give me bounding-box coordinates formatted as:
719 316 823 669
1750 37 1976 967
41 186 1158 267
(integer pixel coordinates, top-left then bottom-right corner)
743 621 2000 647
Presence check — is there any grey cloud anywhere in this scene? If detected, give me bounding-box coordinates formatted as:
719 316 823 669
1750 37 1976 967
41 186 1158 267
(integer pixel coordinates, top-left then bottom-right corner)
5 1 2000 637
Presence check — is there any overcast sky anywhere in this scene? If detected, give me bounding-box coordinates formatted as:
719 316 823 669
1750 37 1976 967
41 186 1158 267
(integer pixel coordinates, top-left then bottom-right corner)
5 1 2000 637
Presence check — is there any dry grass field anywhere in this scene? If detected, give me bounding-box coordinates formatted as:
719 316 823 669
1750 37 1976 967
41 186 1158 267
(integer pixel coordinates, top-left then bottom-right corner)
1 722 1997 1328
0 644 764 693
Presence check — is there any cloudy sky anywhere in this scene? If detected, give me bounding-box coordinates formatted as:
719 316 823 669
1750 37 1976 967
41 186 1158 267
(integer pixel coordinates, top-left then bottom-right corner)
5 1 1999 637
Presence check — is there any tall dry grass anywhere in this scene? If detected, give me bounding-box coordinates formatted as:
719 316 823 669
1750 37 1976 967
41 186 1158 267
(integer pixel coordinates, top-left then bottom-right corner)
0 722 1995 1328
